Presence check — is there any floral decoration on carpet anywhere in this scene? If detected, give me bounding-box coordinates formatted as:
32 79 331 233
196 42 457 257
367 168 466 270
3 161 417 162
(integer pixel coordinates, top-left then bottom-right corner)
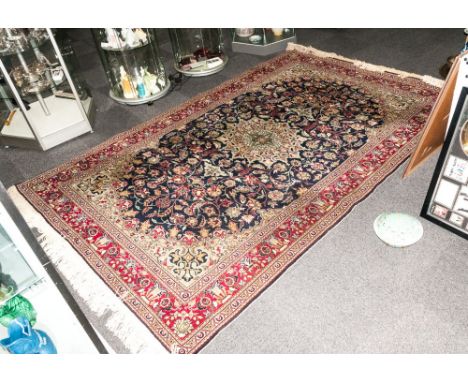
18 46 439 353
116 78 384 241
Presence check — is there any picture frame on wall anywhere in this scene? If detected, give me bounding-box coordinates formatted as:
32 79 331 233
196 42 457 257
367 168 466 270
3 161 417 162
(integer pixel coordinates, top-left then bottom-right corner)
421 86 468 240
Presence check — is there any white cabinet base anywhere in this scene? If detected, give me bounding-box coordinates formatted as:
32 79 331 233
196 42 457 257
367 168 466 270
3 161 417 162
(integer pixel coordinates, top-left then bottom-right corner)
1 96 93 151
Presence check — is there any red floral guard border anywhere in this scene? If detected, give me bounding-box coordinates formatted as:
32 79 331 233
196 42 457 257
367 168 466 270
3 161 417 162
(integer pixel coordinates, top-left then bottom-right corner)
17 46 440 353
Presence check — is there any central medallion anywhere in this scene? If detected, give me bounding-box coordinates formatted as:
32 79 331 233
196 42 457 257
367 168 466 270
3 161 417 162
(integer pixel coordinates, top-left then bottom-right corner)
221 118 307 166
114 75 384 244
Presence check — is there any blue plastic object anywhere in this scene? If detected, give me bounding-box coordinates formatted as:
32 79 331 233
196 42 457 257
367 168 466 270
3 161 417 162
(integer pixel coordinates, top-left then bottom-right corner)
0 316 57 354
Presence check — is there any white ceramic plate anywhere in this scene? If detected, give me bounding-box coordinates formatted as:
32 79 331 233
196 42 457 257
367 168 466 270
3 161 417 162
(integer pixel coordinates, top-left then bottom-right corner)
373 212 423 248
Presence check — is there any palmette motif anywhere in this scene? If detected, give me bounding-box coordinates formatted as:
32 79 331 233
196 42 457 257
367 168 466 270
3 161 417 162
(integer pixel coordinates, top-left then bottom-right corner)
19 49 439 353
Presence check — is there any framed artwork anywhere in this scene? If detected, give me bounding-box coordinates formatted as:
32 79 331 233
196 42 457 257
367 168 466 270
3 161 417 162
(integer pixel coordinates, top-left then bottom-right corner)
421 86 468 240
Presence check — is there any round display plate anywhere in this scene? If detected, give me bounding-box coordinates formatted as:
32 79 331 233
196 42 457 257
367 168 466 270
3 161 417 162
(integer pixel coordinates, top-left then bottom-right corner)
175 56 228 78
109 80 171 105
373 212 423 248
100 40 150 52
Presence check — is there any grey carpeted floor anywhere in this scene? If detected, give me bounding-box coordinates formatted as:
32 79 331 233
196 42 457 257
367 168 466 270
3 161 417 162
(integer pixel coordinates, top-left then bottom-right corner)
1 29 467 353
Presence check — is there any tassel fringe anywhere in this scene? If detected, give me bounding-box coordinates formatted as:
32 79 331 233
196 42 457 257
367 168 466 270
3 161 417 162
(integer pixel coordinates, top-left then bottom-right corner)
287 43 444 88
7 186 168 354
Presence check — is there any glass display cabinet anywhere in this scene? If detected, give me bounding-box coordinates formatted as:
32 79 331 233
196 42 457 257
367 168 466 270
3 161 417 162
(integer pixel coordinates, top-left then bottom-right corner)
0 224 39 304
0 181 106 353
169 28 228 77
232 28 296 56
0 28 93 151
92 28 170 105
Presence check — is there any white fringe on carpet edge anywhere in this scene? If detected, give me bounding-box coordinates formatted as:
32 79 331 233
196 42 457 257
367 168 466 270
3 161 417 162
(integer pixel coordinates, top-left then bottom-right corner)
287 43 444 88
7 186 168 354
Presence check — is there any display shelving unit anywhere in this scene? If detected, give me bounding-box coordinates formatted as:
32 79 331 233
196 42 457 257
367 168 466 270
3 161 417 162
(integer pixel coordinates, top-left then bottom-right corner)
0 28 93 151
169 28 228 77
231 28 296 56
92 28 170 105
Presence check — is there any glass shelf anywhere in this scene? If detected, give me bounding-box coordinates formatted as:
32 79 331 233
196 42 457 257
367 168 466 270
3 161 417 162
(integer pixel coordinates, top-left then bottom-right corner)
100 40 150 52
0 29 51 58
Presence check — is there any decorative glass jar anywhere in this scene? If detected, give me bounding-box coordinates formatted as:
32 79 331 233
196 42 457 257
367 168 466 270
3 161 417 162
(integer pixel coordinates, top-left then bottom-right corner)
169 28 228 77
92 28 170 105
0 28 93 151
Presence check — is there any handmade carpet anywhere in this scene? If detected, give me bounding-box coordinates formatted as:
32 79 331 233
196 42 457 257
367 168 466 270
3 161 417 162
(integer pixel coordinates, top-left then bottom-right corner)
12 44 442 353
